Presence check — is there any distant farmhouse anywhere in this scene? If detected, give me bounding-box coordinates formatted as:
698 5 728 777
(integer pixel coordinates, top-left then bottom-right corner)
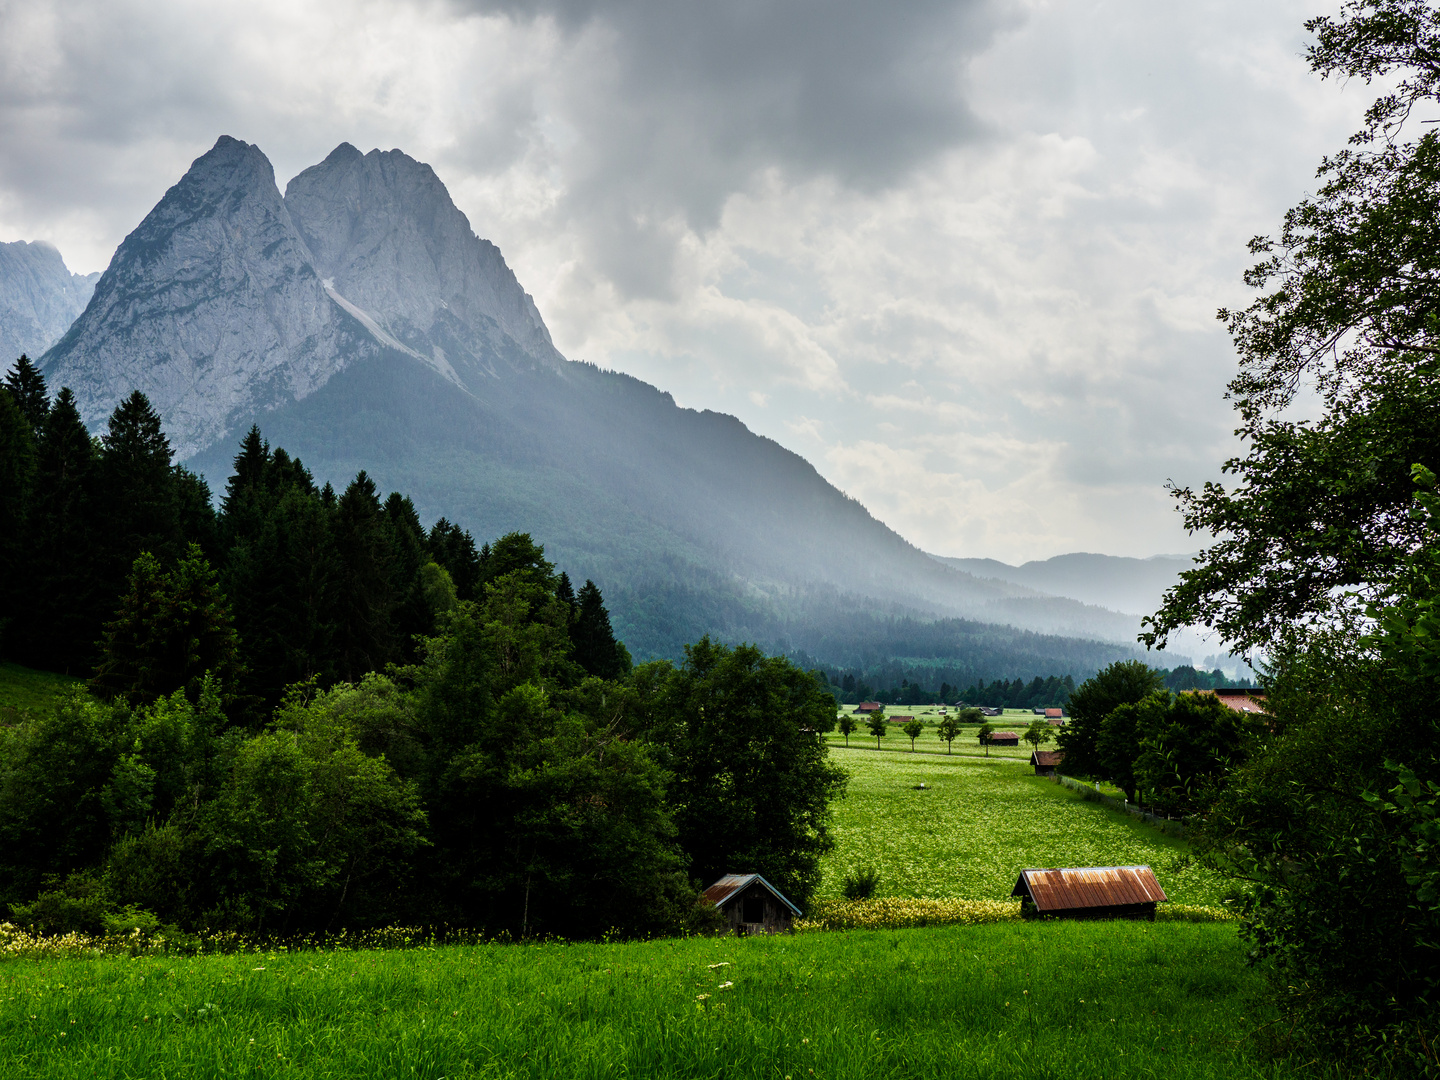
1011 866 1168 921
703 874 801 935
1191 688 1266 714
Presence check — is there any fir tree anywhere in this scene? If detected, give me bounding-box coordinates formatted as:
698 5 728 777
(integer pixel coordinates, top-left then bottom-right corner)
333 471 397 681
0 391 36 654
26 389 100 671
571 579 630 680
426 519 482 601
556 572 577 620
384 492 431 659
95 391 180 608
90 545 243 708
3 355 50 434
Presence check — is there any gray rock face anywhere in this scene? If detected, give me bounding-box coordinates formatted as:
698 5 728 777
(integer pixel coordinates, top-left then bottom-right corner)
0 241 98 368
285 144 562 379
40 136 560 458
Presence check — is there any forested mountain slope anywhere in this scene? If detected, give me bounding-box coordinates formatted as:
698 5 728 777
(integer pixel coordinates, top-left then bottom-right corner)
40 136 1166 669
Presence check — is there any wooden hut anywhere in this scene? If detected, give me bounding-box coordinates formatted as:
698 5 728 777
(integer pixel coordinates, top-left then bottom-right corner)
703 874 802 935
1011 866 1168 921
987 731 1020 747
1030 749 1063 776
855 701 883 713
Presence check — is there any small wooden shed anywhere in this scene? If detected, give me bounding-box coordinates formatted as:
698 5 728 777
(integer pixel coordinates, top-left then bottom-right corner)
1011 866 1168 921
1030 749 1063 776
703 873 802 935
855 701 884 713
987 731 1020 747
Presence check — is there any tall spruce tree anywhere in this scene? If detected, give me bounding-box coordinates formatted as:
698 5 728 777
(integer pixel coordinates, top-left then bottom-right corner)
571 579 630 680
3 356 50 435
333 472 398 681
219 431 339 708
426 519 482 602
27 389 100 671
90 545 243 708
384 492 431 659
0 391 36 654
95 392 181 616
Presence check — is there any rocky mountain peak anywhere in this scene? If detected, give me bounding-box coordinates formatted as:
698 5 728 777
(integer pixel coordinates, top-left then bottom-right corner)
40 137 565 458
40 136 362 458
285 144 560 366
0 241 99 365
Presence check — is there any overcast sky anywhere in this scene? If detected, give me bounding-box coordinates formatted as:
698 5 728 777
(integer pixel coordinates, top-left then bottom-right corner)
0 0 1367 562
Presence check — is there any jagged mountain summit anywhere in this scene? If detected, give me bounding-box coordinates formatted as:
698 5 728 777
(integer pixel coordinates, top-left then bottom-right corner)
42 137 560 459
0 241 99 367
37 136 1167 667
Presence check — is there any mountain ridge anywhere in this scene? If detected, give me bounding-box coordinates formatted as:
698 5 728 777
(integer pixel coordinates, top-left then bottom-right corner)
0 240 98 366
30 135 1179 671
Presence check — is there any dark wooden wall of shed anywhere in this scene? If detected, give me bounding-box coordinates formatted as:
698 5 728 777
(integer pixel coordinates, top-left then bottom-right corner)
723 883 794 935
1019 898 1157 921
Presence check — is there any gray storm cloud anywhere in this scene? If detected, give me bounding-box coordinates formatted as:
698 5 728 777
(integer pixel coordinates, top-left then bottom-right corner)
457 0 1011 295
0 0 1368 562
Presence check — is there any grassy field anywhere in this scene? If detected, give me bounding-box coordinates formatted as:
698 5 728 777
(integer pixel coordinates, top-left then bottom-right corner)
0 922 1311 1080
0 662 81 725
0 682 1287 1078
815 743 1226 906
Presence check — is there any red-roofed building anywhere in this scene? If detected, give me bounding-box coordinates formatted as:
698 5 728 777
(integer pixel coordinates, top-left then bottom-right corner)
1011 866 1168 920
1191 688 1266 714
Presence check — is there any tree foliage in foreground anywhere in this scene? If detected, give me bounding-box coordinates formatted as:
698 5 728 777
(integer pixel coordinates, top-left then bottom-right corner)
1143 0 1440 654
1136 3 1440 1071
0 377 845 940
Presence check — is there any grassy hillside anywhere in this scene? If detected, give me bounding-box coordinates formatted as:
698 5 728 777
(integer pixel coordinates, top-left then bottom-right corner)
816 737 1225 906
0 662 80 725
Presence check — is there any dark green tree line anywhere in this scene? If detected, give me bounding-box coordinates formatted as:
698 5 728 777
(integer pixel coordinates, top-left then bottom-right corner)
0 370 846 941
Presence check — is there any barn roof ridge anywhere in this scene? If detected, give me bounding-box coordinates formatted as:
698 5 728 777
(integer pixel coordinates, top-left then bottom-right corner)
1010 865 1168 912
702 873 804 918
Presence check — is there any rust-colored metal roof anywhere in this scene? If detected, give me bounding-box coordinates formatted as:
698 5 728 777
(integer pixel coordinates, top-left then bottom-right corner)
1010 866 1168 911
1030 750 1064 767
1044 708 1063 718
989 731 1020 743
1187 688 1266 713
701 874 803 917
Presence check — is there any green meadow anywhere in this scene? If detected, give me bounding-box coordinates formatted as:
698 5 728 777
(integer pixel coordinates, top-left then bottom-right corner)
815 744 1221 905
0 662 81 725
0 701 1301 1078
0 922 1309 1080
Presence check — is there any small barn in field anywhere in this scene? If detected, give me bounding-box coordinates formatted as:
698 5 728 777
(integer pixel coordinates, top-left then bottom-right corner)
987 731 1020 747
1044 708 1065 723
703 874 802 935
1030 749 1063 776
1011 866 1168 921
855 701 884 713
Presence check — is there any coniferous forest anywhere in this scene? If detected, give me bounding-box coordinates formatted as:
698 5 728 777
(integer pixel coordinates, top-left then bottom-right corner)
0 359 844 939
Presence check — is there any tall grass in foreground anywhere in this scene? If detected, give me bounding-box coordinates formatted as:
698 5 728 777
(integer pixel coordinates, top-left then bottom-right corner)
0 921 1332 1080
